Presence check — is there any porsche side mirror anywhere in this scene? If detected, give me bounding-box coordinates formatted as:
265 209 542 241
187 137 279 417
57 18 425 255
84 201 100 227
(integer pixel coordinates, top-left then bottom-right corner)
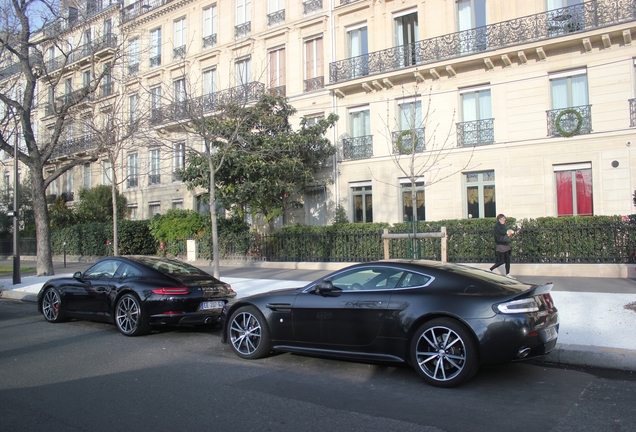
73 271 82 279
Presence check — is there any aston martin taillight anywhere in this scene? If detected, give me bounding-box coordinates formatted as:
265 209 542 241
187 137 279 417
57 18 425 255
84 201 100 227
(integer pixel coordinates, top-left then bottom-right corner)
152 287 190 295
496 297 540 314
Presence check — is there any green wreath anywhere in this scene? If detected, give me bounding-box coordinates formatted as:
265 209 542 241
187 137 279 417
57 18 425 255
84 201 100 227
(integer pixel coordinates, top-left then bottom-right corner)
397 130 419 154
555 108 583 137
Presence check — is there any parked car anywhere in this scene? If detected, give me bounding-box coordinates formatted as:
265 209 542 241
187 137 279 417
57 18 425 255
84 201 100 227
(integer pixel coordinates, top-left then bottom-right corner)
221 260 559 388
37 256 236 336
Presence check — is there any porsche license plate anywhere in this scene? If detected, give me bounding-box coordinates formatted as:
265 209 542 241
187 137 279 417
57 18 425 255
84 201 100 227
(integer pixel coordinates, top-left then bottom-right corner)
200 301 224 310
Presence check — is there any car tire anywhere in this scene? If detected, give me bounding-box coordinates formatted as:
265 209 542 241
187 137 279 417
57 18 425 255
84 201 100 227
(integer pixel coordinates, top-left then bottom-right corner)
410 318 479 388
41 287 66 323
228 306 271 359
115 293 150 336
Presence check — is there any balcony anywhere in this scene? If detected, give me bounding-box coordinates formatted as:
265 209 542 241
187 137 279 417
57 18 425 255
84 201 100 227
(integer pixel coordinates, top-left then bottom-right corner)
60 191 74 202
546 105 592 137
100 82 114 98
456 119 494 147
343 135 373 160
128 62 139 77
630 99 636 127
149 174 161 185
391 128 425 154
75 33 118 65
127 177 138 188
203 34 217 49
150 55 161 68
329 0 636 84
269 85 286 97
51 135 97 159
173 45 186 61
235 22 251 39
304 76 324 92
303 0 322 15
122 0 175 23
150 82 265 126
267 10 285 27
57 89 92 106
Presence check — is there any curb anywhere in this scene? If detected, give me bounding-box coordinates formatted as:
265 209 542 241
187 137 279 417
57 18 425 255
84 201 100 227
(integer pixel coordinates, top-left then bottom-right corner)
0 289 37 302
541 343 636 372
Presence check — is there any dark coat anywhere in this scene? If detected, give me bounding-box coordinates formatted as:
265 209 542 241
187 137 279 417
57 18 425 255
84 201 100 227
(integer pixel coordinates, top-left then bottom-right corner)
493 221 510 252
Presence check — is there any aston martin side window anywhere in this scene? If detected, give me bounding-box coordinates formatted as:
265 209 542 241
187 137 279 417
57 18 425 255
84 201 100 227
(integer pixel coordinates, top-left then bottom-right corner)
331 267 405 291
397 272 432 288
84 260 120 279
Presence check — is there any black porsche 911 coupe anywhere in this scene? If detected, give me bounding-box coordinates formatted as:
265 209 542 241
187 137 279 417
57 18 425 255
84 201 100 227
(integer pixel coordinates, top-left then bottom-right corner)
221 260 559 387
37 256 235 336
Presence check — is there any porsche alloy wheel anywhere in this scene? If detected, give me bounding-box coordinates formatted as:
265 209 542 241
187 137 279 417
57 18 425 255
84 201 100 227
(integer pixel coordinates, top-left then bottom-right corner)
115 294 150 336
42 287 66 323
229 306 271 359
410 318 479 388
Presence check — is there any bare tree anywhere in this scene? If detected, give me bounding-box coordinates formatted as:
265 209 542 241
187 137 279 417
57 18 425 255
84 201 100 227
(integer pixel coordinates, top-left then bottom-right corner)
0 0 130 274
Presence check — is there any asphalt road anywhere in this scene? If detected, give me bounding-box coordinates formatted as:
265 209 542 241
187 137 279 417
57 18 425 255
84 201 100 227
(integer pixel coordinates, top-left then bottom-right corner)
1 299 635 432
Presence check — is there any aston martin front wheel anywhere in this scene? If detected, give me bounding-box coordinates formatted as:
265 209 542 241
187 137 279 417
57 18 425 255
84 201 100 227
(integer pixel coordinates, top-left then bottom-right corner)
228 306 271 359
410 318 479 388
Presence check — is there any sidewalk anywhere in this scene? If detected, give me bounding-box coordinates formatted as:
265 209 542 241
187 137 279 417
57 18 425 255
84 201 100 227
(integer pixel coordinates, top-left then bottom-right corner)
1 259 635 373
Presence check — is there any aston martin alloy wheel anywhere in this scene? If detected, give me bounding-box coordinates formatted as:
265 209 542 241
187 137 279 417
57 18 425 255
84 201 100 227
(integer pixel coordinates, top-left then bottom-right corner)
229 306 271 359
410 318 479 388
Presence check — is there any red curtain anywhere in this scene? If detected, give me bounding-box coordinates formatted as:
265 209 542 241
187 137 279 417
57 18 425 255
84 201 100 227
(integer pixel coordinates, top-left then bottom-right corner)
576 169 593 215
556 171 573 216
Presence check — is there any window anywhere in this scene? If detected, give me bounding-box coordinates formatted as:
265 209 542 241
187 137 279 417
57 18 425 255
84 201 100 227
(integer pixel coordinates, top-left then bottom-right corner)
150 28 162 67
547 0 584 35
401 180 425 221
268 0 285 26
172 199 184 210
129 94 139 128
173 142 185 180
102 160 113 186
236 0 251 25
83 163 91 189
150 148 160 184
550 70 588 109
459 87 493 146
235 57 251 86
344 107 373 160
128 204 138 221
268 48 285 94
465 170 496 219
173 17 186 59
554 163 593 216
351 183 373 223
394 9 418 67
4 171 9 195
458 0 487 53
61 168 73 196
304 186 327 226
350 108 370 138
203 5 217 48
64 78 72 103
397 99 423 152
203 69 216 95
101 62 112 97
347 24 368 78
329 267 409 291
150 86 161 123
304 37 323 91
84 260 120 280
128 38 139 75
103 18 112 36
128 152 138 188
149 201 161 217
82 70 91 88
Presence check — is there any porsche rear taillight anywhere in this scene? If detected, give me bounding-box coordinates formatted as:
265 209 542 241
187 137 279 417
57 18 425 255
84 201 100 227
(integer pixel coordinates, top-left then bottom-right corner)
152 287 190 295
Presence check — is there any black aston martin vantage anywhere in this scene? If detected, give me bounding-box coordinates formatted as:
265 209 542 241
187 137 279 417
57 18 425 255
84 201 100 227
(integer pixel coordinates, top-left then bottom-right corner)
221 260 559 387
37 256 235 336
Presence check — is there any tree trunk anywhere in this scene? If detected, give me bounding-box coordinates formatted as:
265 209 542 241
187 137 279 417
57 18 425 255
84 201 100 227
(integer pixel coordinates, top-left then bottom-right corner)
208 155 219 278
31 174 54 276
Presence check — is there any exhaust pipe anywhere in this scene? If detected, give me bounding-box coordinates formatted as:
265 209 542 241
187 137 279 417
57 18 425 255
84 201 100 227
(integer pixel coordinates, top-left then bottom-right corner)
204 317 212 324
517 347 531 359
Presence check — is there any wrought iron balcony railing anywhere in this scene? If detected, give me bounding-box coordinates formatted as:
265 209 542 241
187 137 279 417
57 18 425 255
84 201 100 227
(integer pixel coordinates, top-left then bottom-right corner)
304 76 324 92
127 177 138 188
303 0 322 15
173 46 186 60
203 34 217 49
57 88 92 106
100 82 114 98
60 191 74 202
149 174 161 185
235 22 251 39
456 119 494 147
51 135 97 159
330 0 636 84
546 105 592 137
269 85 286 97
340 0 359 4
149 82 266 126
150 55 161 68
128 62 139 77
630 99 636 127
267 10 285 27
343 135 374 160
391 128 426 153
122 0 174 23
